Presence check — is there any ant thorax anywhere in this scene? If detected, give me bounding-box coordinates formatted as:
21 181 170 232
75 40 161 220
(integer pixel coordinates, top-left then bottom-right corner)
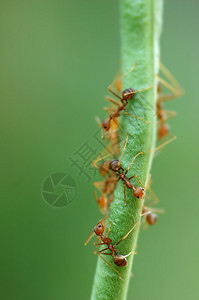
101 235 112 245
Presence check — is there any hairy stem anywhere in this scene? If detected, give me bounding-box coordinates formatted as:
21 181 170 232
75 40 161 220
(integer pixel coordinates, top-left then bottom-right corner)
91 1 163 299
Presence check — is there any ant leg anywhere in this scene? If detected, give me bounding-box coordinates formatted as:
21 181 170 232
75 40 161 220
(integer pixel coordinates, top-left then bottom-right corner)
93 152 114 167
145 187 159 206
144 174 159 205
144 206 165 214
158 94 177 102
106 221 112 237
141 211 151 218
114 211 152 247
156 111 177 128
94 117 111 150
94 245 108 255
159 62 184 93
125 151 145 175
139 208 152 219
128 175 146 188
149 135 176 153
105 96 120 106
97 253 122 280
114 221 139 246
163 110 177 120
123 251 137 258
140 218 148 230
104 107 116 113
124 111 151 124
94 243 109 255
95 116 106 142
115 78 122 93
94 181 104 193
123 183 127 206
93 236 101 245
108 88 122 101
156 75 183 100
94 190 99 204
119 133 129 164
94 191 106 215
93 138 127 168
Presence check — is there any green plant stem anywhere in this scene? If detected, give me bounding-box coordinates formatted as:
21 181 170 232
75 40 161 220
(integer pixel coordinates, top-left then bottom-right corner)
91 1 163 299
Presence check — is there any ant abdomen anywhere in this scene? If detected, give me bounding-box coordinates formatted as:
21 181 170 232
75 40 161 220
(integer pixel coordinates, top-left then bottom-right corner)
146 213 158 225
122 88 135 101
109 159 121 172
114 255 127 267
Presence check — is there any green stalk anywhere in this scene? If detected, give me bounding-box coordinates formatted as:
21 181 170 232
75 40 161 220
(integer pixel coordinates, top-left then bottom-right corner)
91 1 163 299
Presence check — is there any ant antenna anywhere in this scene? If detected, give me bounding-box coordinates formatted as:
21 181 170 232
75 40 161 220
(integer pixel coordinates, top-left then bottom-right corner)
124 112 151 124
108 64 138 100
156 76 180 97
125 151 145 175
84 227 96 246
149 135 176 153
119 133 129 164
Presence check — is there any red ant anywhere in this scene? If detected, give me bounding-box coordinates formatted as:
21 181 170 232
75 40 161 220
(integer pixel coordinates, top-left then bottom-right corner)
84 216 148 279
96 116 120 157
142 208 158 225
94 175 118 214
101 64 152 133
156 62 184 141
140 175 164 226
92 127 120 214
94 133 147 205
92 157 118 214
142 206 164 226
96 73 121 148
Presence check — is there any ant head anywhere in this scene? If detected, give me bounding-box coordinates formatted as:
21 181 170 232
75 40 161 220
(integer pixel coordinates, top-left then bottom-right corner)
94 221 104 236
133 186 145 200
114 254 127 267
109 159 121 172
146 213 158 225
122 88 135 101
102 119 110 131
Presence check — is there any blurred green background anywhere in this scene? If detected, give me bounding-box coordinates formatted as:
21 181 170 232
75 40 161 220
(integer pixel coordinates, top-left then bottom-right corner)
0 0 198 299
